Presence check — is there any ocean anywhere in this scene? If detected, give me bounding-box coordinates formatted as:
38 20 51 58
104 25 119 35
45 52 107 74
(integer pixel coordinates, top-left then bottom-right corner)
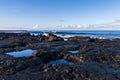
29 30 120 39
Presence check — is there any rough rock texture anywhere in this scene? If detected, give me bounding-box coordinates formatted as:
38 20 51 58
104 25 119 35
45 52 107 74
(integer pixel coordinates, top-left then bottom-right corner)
0 34 120 80
1 62 120 80
68 36 90 42
32 48 63 63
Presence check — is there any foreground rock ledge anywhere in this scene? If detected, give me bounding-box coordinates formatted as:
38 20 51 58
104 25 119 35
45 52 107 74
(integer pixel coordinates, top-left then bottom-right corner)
0 33 120 80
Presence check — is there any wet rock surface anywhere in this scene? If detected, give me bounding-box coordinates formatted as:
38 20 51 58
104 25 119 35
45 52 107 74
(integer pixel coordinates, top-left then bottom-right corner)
68 36 90 42
0 33 120 80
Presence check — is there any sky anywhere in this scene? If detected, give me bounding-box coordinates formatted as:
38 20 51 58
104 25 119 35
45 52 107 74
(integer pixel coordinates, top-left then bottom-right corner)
0 0 120 30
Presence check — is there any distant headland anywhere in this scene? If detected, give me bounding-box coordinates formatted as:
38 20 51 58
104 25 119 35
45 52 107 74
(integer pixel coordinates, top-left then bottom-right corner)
0 30 28 33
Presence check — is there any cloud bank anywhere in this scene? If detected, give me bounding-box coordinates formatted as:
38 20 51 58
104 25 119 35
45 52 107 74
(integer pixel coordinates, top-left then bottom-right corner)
56 19 120 30
0 19 120 30
33 25 39 29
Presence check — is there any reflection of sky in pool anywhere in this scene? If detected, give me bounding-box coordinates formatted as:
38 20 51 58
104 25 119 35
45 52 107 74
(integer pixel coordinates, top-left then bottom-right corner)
6 49 35 58
69 50 79 54
0 62 3 64
48 59 73 65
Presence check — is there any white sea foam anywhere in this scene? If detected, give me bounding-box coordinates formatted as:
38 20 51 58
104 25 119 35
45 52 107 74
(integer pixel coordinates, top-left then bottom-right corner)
90 36 106 39
29 30 120 40
57 34 73 41
30 33 39 36
43 33 48 36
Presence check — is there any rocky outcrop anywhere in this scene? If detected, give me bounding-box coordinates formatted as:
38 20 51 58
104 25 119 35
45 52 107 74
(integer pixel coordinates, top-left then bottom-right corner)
47 33 64 41
1 62 120 80
38 33 64 41
68 36 90 42
0 57 42 75
32 48 63 63
1 33 120 80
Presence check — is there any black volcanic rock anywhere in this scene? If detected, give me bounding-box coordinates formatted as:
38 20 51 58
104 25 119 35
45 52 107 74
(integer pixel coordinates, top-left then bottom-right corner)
47 33 64 41
0 57 42 75
1 62 120 80
68 36 90 42
32 48 63 63
1 33 120 80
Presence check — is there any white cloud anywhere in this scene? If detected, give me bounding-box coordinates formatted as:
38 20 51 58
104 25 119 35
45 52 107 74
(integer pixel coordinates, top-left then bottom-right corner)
56 19 120 30
33 25 39 29
1 19 120 30
60 24 89 29
88 19 120 30
115 18 120 23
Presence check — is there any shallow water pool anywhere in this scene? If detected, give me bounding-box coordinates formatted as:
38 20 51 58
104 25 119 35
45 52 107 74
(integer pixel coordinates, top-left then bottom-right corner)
69 50 79 54
6 49 35 58
0 62 3 64
48 59 73 65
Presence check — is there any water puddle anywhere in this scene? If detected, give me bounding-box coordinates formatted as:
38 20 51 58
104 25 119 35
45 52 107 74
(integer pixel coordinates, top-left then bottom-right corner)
0 62 3 64
69 50 79 54
6 49 35 58
64 38 68 41
48 59 73 65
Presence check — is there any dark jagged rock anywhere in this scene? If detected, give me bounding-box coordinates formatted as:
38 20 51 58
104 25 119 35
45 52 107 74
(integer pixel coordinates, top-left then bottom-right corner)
9 41 27 48
60 52 84 62
78 45 120 63
0 57 42 75
33 33 64 42
112 38 120 42
1 33 120 79
39 35 48 41
47 33 64 41
68 36 90 42
1 62 120 80
93 38 111 43
32 49 63 63
64 44 79 51
0 54 14 61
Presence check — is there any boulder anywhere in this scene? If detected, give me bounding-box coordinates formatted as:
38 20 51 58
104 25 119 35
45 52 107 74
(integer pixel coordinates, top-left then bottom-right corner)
64 44 79 51
9 41 26 48
47 33 64 41
0 57 42 75
32 49 63 63
68 36 90 42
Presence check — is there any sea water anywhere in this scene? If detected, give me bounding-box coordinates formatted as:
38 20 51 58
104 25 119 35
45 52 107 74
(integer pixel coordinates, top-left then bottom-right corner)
6 49 35 58
69 50 79 54
29 30 120 39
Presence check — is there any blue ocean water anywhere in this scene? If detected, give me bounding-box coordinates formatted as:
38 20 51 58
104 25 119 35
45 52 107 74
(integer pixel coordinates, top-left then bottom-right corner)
29 30 120 39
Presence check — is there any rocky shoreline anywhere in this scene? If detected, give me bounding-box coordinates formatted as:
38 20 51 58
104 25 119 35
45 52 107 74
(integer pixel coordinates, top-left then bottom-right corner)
0 32 120 80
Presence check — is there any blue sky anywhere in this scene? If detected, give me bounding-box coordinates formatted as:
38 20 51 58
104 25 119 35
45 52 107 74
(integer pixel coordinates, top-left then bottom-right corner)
0 0 120 30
